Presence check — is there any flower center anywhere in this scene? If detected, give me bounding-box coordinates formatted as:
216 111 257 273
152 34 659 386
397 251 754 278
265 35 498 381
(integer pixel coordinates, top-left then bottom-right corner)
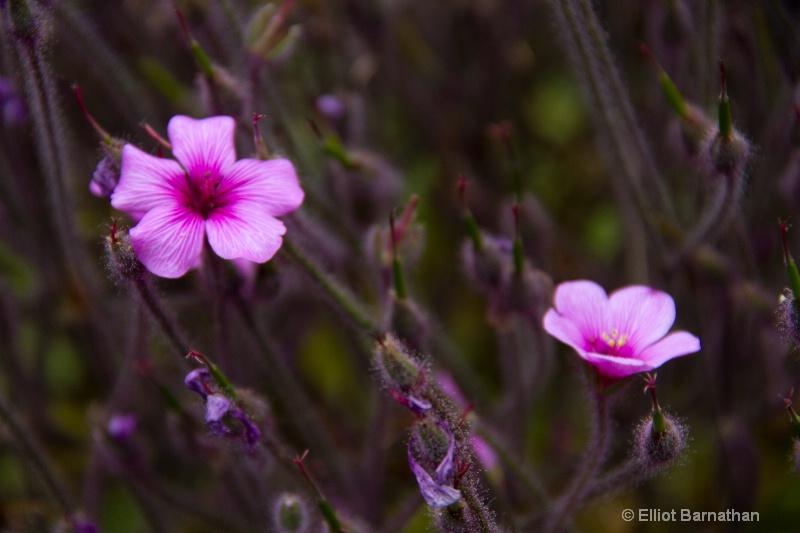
186 171 222 218
590 328 629 356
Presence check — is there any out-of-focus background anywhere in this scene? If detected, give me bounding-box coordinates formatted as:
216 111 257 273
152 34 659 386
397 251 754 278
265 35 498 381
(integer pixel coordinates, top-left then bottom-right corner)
1 1 800 531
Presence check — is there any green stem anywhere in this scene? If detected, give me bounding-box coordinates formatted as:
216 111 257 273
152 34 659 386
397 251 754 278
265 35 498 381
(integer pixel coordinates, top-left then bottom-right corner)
134 278 190 360
475 422 549 505
282 237 382 338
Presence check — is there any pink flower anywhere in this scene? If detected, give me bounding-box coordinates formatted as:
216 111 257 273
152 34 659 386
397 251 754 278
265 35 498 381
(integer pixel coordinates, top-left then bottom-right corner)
111 115 304 278
543 280 700 383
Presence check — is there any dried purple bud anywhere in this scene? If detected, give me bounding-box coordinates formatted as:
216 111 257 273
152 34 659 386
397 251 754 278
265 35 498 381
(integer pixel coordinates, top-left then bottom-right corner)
316 94 346 120
107 414 137 443
204 394 261 451
390 389 432 416
90 155 120 198
184 367 212 399
408 420 462 508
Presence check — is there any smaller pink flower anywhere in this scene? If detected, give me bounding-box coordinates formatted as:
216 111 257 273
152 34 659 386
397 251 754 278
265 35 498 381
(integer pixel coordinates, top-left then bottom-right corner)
543 280 700 383
111 115 304 278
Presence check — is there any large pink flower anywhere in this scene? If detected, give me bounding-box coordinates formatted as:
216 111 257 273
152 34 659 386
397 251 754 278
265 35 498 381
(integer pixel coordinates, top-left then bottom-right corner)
111 115 304 278
542 280 700 382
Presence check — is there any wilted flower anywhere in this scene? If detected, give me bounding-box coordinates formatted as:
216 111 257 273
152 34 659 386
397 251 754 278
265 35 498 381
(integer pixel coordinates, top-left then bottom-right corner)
90 155 120 198
185 367 261 451
543 280 700 383
408 420 462 508
111 115 304 278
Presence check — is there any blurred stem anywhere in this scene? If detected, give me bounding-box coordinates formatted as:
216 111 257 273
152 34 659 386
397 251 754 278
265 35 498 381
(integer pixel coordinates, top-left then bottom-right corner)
13 15 81 281
0 394 75 518
545 391 610 532
56 2 155 122
667 168 744 269
584 457 645 501
219 0 244 45
231 295 360 502
133 277 190 360
203 248 231 372
475 420 549 505
283 237 382 338
576 0 677 223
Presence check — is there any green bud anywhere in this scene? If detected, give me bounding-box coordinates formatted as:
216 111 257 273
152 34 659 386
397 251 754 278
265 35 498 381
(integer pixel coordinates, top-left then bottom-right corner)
636 412 686 465
274 493 307 533
374 335 422 392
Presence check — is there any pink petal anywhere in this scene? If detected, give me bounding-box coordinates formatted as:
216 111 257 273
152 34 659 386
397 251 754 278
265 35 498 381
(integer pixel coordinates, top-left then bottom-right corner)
580 350 651 379
543 309 590 353
111 145 187 214
638 331 701 368
217 158 304 216
551 280 609 340
205 200 286 263
168 116 236 179
607 286 676 349
129 205 205 278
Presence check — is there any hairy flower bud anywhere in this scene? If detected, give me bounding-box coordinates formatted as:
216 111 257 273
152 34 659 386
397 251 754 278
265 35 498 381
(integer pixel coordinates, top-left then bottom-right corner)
463 240 506 294
273 493 308 533
408 420 462 508
104 224 146 282
374 334 425 393
704 129 751 176
635 411 686 465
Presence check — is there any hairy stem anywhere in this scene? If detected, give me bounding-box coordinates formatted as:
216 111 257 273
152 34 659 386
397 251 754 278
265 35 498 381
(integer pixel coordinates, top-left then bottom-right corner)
545 391 611 532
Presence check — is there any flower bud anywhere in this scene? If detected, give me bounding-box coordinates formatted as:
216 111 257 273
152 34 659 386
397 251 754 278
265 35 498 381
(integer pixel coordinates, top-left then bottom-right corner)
104 224 146 282
461 233 510 291
374 334 425 393
435 500 481 533
107 414 137 443
635 411 686 465
704 129 751 176
703 61 751 176
273 493 308 533
316 94 346 121
503 266 554 320
247 3 302 63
